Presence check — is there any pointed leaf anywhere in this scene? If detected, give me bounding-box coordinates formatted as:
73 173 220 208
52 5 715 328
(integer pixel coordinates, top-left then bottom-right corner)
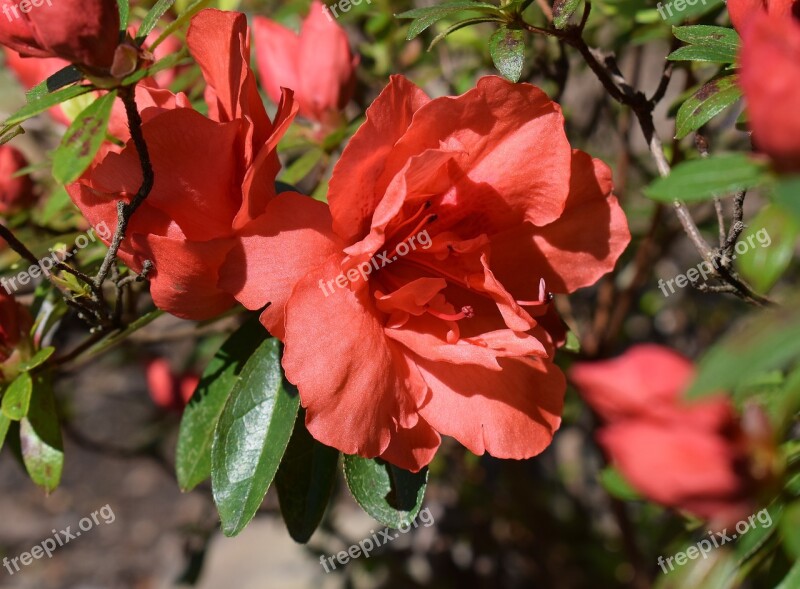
396 1 500 40
489 27 525 83
343 455 428 528
211 338 300 537
276 411 340 543
2 373 33 421
20 373 63 492
52 91 116 184
675 75 742 140
176 316 268 492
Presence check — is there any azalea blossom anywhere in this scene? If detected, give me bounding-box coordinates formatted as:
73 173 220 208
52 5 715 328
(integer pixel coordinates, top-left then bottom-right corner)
0 144 36 215
570 345 771 524
146 358 199 412
68 9 298 320
0 0 119 72
253 0 357 131
220 75 630 471
738 8 800 171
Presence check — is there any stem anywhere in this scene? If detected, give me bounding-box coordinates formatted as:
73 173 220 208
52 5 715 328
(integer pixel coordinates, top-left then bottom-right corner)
93 85 154 294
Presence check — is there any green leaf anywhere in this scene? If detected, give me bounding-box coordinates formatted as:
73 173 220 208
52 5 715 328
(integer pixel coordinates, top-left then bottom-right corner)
645 154 769 203
687 304 800 398
343 455 428 528
396 2 500 40
1 84 94 129
52 91 117 184
428 16 505 50
553 0 583 29
669 25 740 63
276 410 340 543
675 75 742 140
176 317 268 492
599 467 642 501
0 413 9 452
489 27 525 83
736 205 799 293
772 176 800 222
137 0 176 41
118 0 130 30
18 347 56 372
779 501 800 560
775 560 800 589
151 0 212 50
25 66 84 103
279 148 324 186
211 338 300 537
1 373 33 420
733 503 781 567
20 373 63 493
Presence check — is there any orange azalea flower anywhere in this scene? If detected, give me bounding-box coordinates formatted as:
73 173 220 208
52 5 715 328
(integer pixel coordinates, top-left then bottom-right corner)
220 76 630 471
68 9 298 320
570 345 768 525
253 0 357 131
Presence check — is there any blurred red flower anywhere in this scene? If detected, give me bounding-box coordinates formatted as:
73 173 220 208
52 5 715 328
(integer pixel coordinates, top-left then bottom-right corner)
220 75 630 471
253 0 357 131
570 345 761 524
727 0 796 32
0 144 36 215
738 9 800 171
146 358 199 412
68 9 298 320
0 290 30 365
0 0 119 72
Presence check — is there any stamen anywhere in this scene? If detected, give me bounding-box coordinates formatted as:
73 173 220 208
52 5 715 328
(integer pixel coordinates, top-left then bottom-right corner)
426 305 474 322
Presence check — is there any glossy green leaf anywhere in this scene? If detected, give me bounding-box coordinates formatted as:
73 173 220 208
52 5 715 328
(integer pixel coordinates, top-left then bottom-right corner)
675 75 742 139
137 0 176 41
211 338 300 537
52 91 116 184
276 410 340 543
736 205 799 293
396 1 500 40
553 0 582 28
733 503 781 567
176 317 268 492
343 455 428 528
1 373 33 420
428 16 505 50
645 154 769 203
489 27 525 83
20 373 63 493
17 347 56 372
